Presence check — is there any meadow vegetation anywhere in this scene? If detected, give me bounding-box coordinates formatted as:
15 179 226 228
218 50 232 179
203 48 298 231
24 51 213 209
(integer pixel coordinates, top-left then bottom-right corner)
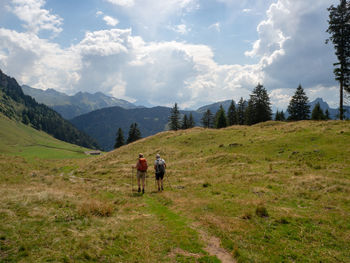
1 120 350 262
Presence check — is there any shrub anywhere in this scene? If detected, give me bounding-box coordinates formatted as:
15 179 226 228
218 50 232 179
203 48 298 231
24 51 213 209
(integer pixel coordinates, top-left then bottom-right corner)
255 205 269 218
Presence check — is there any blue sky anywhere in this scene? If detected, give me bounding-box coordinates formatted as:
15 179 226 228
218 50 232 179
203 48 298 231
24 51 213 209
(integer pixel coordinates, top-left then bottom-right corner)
0 0 341 110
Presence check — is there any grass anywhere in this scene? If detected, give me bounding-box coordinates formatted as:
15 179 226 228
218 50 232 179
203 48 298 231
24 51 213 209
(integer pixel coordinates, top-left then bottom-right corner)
1 120 350 262
0 114 91 159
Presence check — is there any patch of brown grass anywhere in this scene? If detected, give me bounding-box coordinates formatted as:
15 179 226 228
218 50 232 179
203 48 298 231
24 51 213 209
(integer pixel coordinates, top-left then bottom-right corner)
78 199 114 217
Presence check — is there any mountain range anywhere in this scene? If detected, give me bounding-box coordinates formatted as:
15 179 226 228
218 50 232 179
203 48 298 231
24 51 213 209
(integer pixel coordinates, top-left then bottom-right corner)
22 85 138 119
19 85 350 151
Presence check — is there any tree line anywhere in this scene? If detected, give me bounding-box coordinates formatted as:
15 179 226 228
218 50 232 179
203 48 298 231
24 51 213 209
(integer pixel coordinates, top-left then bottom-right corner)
170 83 331 132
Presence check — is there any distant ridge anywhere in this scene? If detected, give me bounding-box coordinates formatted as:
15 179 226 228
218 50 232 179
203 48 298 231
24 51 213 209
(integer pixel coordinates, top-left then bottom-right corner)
71 106 202 151
0 69 100 150
22 85 139 119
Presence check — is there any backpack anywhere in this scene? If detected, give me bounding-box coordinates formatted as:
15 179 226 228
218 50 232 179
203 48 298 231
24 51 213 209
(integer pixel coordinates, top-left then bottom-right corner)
138 158 148 172
156 159 165 173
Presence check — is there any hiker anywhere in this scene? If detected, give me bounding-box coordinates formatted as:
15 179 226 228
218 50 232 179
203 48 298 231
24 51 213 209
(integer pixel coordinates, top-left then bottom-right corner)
154 154 166 191
134 153 148 194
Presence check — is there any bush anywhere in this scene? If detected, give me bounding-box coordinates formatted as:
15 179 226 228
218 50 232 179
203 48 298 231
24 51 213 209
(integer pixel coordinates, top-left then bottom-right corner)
255 205 269 218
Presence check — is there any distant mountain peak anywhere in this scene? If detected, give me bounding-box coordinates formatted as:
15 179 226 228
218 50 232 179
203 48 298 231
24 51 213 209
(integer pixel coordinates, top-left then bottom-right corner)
22 86 138 119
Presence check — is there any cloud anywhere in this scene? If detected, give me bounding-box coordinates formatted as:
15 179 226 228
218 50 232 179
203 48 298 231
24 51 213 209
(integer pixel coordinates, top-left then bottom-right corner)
168 24 190 35
0 28 80 92
8 0 63 36
242 8 253 13
96 11 103 16
106 0 199 35
245 0 339 106
208 22 221 32
0 0 341 110
103 15 119 26
105 0 135 7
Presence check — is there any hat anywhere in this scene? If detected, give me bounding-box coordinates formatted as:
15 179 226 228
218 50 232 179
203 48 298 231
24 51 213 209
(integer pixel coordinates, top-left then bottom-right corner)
139 153 143 158
156 154 160 159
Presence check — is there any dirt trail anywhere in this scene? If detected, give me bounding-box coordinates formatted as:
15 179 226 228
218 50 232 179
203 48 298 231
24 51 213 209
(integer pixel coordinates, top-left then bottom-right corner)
193 224 236 263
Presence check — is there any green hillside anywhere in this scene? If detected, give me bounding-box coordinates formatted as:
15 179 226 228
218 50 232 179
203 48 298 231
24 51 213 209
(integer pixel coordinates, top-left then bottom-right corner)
0 69 100 150
0 114 91 159
1 121 350 262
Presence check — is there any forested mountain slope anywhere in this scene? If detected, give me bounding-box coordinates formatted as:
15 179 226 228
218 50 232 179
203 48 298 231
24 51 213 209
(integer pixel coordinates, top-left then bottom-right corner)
0 70 100 150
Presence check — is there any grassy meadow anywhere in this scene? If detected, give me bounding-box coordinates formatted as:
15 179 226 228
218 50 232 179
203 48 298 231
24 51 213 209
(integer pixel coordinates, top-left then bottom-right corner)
0 115 90 160
1 120 350 262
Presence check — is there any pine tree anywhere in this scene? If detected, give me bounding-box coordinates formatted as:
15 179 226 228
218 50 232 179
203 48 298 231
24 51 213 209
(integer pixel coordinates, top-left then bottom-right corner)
127 123 141 144
326 0 350 120
215 105 227 129
325 109 330 120
188 113 195 128
201 109 214 128
237 97 246 125
275 110 286 121
227 100 237 126
169 103 181 131
114 128 125 149
287 85 311 120
311 102 326 120
244 99 254 125
181 114 189 129
275 110 280 121
248 83 272 124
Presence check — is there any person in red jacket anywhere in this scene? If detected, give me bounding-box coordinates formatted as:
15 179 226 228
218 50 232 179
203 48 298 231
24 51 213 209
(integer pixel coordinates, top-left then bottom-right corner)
134 153 148 194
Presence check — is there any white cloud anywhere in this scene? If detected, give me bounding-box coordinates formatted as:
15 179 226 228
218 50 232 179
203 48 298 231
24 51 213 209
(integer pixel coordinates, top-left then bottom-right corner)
103 15 119 26
169 24 190 35
0 0 341 110
0 28 80 92
208 22 221 32
96 11 103 16
106 0 199 35
242 8 252 13
105 0 135 7
8 0 63 36
244 0 339 108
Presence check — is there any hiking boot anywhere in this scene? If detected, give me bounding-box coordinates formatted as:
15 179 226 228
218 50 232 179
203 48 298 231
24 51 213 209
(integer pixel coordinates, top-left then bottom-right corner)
161 186 164 191
138 187 141 193
142 188 145 194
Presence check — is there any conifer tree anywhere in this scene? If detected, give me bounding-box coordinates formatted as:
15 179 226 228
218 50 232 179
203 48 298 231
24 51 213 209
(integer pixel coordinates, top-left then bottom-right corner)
201 109 214 128
215 105 227 128
325 109 331 120
311 102 326 120
248 83 272 124
287 85 311 120
326 0 350 120
237 97 246 125
181 114 189 129
127 123 141 144
275 110 280 121
275 110 286 121
188 113 195 128
227 100 237 126
114 128 125 149
244 99 254 125
169 103 181 131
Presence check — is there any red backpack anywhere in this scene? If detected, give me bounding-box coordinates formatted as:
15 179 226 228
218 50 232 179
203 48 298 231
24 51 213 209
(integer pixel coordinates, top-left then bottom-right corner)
138 158 148 172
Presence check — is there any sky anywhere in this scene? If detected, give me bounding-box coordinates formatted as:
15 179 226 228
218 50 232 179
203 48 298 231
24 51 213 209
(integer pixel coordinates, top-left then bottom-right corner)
0 0 342 110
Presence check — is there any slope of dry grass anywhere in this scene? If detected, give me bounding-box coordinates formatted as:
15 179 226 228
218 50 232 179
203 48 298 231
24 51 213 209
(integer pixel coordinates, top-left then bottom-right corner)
1 121 350 262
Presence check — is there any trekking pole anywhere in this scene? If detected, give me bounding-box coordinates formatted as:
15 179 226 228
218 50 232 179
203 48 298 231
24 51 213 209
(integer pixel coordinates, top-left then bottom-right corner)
154 175 157 192
131 167 134 193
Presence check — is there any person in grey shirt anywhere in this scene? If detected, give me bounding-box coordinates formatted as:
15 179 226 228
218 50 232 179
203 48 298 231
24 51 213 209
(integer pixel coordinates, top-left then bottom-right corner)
154 154 166 191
